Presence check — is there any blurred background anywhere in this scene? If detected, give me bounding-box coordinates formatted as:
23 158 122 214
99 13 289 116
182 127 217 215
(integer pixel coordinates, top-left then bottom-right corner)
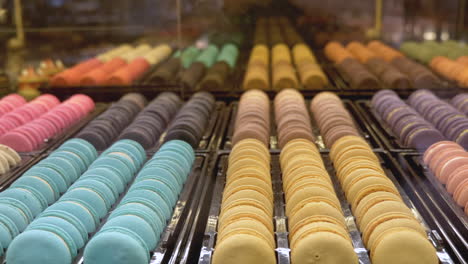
0 0 466 79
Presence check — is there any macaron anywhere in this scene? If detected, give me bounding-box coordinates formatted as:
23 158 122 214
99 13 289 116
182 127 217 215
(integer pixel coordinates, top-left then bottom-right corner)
164 92 215 148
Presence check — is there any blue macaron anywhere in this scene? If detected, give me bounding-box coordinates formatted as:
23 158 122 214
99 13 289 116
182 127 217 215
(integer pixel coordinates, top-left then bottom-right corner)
49 150 87 174
10 176 53 207
84 227 149 264
89 156 132 184
0 188 44 217
45 201 96 233
69 179 116 209
39 209 88 242
27 216 85 248
80 168 123 196
0 197 33 225
36 157 79 184
0 203 28 232
6 229 74 264
59 188 106 220
109 203 165 241
21 167 64 197
121 190 172 220
0 214 18 248
58 138 98 166
136 167 182 193
129 179 177 206
99 215 157 250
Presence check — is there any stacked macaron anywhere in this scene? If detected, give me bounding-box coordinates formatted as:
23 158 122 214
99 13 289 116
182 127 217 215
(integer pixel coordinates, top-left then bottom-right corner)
232 90 270 147
310 92 359 148
212 138 275 264
243 44 270 90
371 90 445 150
83 140 194 264
324 42 379 89
0 94 26 117
346 42 411 89
0 94 95 152
423 141 468 214
181 45 219 89
274 89 314 148
164 92 215 148
408 89 468 149
330 136 439 264
272 43 299 90
0 144 21 174
450 93 468 115
280 139 358 263
367 41 440 89
75 93 147 150
199 43 239 91
292 43 328 89
430 56 468 87
0 139 98 255
119 92 182 149
6 139 145 263
0 94 59 136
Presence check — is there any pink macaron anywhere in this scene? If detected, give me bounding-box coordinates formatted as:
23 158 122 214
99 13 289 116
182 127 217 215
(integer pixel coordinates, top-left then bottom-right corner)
0 130 36 152
453 179 468 207
423 141 464 165
446 165 468 194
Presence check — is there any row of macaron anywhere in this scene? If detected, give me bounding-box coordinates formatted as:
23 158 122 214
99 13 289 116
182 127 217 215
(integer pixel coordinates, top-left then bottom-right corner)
423 141 468 215
0 94 60 136
281 139 358 263
274 89 314 148
243 43 328 91
232 89 364 149
372 89 468 150
400 40 468 64
83 140 195 264
371 90 445 150
429 56 468 87
145 43 239 91
212 139 275 264
311 92 360 148
75 91 214 151
0 94 95 152
51 44 173 86
325 41 440 90
329 135 438 264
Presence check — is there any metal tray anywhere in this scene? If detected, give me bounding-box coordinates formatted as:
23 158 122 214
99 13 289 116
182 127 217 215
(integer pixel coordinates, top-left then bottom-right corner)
69 153 210 264
397 153 468 264
221 100 384 152
192 151 454 264
354 99 416 152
